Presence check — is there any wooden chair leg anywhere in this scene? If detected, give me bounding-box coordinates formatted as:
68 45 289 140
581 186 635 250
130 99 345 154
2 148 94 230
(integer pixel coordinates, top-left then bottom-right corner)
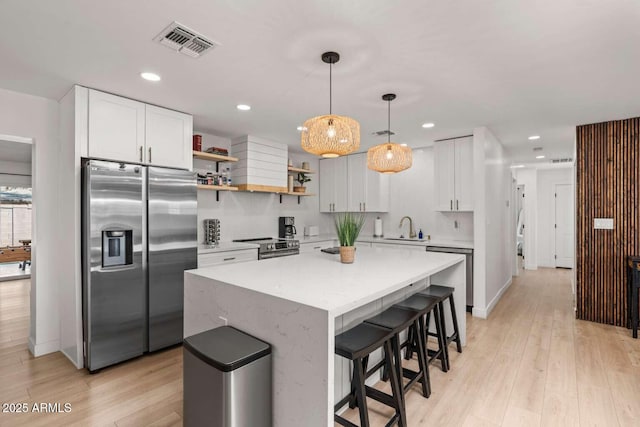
353 357 370 427
448 294 463 353
414 318 431 397
384 340 407 427
391 334 405 409
434 304 449 372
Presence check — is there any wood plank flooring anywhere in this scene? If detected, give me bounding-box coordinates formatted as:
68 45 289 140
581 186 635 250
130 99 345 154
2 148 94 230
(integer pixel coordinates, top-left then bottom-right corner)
0 267 638 426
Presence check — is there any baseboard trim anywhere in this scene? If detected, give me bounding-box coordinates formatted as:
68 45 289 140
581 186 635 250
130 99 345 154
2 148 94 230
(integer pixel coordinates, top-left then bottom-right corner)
472 277 513 319
29 338 60 357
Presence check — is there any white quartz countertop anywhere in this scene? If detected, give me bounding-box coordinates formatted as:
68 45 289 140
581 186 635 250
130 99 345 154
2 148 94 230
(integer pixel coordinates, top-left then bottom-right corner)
187 247 465 316
291 234 473 249
198 242 259 254
298 234 335 244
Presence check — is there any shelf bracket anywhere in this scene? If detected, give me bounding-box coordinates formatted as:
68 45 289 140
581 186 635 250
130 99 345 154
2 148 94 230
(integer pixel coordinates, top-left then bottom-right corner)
216 190 220 202
279 194 283 204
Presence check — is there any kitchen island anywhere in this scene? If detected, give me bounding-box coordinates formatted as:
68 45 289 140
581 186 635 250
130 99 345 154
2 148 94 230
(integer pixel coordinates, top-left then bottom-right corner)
184 246 466 427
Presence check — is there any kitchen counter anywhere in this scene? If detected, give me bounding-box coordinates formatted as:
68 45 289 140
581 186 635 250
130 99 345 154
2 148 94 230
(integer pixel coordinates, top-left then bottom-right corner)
197 241 259 254
300 233 474 249
184 247 466 426
297 234 335 244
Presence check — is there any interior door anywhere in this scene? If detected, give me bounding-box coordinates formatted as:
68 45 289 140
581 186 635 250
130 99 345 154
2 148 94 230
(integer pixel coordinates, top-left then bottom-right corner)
555 183 574 268
147 167 197 351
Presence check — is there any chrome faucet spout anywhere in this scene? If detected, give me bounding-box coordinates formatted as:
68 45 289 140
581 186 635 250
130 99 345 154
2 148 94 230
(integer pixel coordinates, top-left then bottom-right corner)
399 216 417 239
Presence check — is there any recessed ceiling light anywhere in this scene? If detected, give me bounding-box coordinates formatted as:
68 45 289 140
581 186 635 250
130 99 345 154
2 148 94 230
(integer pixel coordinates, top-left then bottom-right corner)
422 123 435 128
536 155 545 159
296 126 308 131
140 72 161 82
510 164 525 169
528 135 540 140
236 104 251 111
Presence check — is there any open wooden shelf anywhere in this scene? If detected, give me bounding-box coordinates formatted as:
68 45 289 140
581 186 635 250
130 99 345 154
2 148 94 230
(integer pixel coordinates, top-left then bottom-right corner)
281 192 315 196
193 151 239 162
287 166 315 174
197 184 239 191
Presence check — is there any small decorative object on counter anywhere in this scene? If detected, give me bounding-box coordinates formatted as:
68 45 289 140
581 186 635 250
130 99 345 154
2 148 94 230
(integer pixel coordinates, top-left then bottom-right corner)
335 212 366 264
302 161 310 170
204 219 221 246
294 172 311 193
192 134 202 151
225 168 232 186
418 229 423 240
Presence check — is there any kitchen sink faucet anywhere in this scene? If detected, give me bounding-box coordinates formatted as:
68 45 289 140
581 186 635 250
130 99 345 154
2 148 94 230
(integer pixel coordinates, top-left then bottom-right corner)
399 216 417 239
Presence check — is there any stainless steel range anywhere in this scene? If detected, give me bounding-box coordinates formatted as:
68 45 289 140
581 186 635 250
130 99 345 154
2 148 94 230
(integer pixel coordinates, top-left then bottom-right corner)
233 237 299 260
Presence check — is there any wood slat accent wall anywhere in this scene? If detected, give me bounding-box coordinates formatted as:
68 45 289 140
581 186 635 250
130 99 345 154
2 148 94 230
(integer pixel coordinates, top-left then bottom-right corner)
576 117 640 326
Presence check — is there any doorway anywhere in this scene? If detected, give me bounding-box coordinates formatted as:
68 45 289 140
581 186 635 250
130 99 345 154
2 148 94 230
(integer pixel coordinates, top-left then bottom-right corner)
0 139 32 280
555 183 574 268
516 185 525 271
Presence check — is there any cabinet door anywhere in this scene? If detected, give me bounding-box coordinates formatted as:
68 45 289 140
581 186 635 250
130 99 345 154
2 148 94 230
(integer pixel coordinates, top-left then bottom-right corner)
347 153 366 212
333 156 348 212
454 137 474 211
88 90 145 163
319 159 335 212
434 141 455 211
197 249 257 267
365 164 389 212
145 105 193 170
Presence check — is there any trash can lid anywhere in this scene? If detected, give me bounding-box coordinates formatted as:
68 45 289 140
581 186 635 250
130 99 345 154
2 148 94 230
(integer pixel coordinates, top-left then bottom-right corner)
183 326 271 372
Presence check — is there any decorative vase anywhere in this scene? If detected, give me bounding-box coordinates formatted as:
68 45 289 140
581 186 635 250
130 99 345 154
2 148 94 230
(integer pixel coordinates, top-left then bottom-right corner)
340 246 355 264
288 175 294 192
293 186 306 193
302 161 310 170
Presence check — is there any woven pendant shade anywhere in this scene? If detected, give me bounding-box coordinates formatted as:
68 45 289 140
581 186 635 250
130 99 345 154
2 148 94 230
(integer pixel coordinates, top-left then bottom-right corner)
367 93 413 173
301 114 360 158
367 143 412 173
301 51 360 157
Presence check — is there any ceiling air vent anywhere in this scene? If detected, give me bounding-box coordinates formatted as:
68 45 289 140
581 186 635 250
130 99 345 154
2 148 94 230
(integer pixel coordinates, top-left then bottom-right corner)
154 21 218 58
551 158 573 164
533 146 543 152
372 130 395 137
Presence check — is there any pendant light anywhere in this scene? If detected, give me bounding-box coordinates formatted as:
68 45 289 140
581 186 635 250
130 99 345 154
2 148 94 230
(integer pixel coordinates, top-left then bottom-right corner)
367 94 412 174
301 52 360 158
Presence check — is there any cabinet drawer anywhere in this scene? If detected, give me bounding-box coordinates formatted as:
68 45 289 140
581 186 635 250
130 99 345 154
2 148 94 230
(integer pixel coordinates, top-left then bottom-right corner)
198 249 257 267
299 240 334 253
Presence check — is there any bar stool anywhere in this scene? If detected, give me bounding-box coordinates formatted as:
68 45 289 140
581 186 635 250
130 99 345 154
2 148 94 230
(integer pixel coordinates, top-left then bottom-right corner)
395 294 448 373
419 285 462 371
364 306 431 402
335 323 406 427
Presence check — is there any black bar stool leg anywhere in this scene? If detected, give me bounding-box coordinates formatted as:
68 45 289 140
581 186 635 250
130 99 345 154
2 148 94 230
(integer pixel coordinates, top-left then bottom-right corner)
433 304 449 372
448 294 463 353
383 340 407 427
414 318 431 398
437 301 450 371
391 334 405 410
353 357 370 427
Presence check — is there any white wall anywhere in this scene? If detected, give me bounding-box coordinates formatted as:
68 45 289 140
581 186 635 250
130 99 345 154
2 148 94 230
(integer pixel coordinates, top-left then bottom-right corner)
536 167 573 267
333 147 474 240
473 127 512 318
0 87 60 356
195 133 324 242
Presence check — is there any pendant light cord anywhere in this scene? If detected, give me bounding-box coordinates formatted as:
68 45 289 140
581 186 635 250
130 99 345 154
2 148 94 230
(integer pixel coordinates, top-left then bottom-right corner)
329 61 332 115
387 98 391 143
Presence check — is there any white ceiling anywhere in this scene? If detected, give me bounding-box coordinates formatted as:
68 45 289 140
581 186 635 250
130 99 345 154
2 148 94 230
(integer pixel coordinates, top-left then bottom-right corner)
1 0 639 163
0 139 32 163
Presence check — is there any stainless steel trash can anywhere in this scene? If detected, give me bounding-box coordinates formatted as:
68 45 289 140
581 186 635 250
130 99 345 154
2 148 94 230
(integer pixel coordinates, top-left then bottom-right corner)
183 326 272 427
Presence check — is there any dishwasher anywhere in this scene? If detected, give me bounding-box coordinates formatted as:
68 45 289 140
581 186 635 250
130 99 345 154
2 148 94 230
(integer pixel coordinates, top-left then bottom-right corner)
426 246 474 312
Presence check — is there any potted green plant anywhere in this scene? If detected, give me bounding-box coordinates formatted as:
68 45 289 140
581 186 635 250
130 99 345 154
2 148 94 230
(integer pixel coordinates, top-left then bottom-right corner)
334 212 366 263
293 172 311 193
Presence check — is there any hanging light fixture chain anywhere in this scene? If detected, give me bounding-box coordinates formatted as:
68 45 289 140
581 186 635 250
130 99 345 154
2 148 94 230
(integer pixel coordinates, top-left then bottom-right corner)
387 97 391 143
329 61 332 115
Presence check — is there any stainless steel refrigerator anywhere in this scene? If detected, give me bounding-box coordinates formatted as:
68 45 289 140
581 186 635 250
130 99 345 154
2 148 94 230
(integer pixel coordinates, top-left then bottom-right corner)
81 159 197 372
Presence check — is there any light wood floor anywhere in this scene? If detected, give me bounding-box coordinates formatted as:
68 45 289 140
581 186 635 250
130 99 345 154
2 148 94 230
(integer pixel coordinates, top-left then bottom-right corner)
0 268 639 426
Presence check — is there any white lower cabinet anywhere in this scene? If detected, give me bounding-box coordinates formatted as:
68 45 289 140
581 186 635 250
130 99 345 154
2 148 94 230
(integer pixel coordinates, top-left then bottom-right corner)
299 240 335 253
198 249 258 267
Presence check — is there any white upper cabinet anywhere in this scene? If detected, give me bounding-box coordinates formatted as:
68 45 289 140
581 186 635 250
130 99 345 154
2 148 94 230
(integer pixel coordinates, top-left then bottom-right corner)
145 105 193 170
87 89 193 170
320 154 389 213
88 90 145 163
319 156 348 212
434 137 474 211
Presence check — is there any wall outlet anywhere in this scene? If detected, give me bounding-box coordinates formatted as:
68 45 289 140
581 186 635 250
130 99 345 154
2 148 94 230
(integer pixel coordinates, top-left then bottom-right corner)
594 218 614 230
